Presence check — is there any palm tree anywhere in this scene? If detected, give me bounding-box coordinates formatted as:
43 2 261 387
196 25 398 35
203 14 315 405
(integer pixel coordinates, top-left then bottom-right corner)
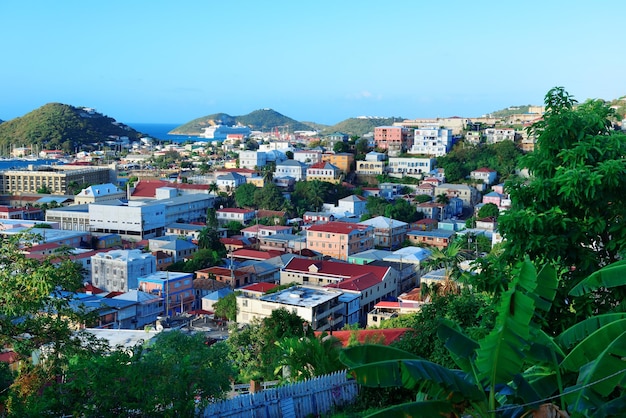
435 193 450 205
208 182 218 195
422 240 467 296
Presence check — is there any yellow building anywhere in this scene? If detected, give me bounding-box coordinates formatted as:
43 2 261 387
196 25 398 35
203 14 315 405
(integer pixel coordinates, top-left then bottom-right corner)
321 153 354 174
0 164 116 195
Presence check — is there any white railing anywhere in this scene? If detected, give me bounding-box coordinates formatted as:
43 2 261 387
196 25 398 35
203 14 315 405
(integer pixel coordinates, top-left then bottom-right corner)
203 371 358 418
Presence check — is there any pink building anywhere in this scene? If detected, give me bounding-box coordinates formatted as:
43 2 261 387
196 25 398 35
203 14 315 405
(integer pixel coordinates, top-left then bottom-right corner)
306 222 374 260
374 126 414 156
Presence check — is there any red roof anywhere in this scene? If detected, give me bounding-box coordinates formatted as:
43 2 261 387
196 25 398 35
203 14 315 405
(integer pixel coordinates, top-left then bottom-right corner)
283 258 389 281
315 328 411 347
326 272 381 291
217 208 255 214
231 249 282 260
0 351 19 364
241 282 277 293
131 180 209 198
307 222 370 235
473 167 496 173
78 283 105 294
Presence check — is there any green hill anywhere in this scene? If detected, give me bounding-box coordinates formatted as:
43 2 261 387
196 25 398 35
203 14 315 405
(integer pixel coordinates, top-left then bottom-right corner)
0 103 144 154
171 108 315 135
322 117 404 137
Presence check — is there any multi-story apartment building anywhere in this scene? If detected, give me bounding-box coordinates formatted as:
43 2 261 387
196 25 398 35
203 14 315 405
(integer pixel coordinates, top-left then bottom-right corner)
374 126 414 156
47 192 213 239
484 128 516 144
358 216 409 250
279 258 397 327
387 157 436 175
434 183 480 208
216 207 256 225
274 160 307 181
0 164 116 195
408 126 453 157
306 222 374 260
306 162 341 184
238 151 267 170
138 271 195 317
321 153 354 174
215 172 247 191
293 150 322 165
394 117 469 135
236 285 344 331
470 167 498 185
91 249 157 293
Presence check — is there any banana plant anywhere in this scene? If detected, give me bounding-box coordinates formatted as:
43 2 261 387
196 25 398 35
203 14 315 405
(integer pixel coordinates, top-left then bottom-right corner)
341 259 626 417
340 259 560 417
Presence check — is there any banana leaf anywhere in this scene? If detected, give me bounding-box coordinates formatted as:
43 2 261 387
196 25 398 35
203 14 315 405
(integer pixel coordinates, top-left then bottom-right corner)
339 344 421 369
349 358 485 402
475 261 537 388
569 259 626 296
555 313 626 350
437 318 479 374
527 328 565 364
564 331 626 415
560 319 626 371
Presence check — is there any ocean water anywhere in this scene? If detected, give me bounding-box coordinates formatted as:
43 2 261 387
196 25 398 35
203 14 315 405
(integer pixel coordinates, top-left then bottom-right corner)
0 159 60 170
130 123 204 143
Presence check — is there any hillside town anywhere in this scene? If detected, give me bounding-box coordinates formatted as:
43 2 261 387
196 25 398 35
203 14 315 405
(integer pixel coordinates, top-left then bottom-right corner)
0 111 540 334
3 94 626 416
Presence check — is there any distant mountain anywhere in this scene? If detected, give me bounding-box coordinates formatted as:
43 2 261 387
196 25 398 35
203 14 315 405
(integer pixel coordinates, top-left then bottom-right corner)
322 117 404 137
0 103 144 154
171 108 315 135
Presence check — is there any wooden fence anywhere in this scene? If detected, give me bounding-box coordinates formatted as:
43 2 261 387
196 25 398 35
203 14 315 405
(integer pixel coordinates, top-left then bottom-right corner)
202 371 359 418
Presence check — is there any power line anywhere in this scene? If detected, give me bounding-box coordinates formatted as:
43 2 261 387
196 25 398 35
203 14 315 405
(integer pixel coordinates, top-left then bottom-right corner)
489 368 626 414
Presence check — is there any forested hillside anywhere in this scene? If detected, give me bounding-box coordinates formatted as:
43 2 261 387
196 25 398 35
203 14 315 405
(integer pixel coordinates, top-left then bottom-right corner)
0 103 143 154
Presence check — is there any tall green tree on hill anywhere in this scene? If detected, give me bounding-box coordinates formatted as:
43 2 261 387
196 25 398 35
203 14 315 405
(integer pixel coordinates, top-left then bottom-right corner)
497 87 626 330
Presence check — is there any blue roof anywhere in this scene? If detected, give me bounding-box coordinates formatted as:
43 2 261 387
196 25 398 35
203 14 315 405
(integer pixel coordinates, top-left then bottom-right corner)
407 228 456 238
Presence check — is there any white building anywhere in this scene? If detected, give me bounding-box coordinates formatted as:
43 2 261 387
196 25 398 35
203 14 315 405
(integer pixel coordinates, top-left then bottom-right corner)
470 167 498 185
387 157 436 175
215 172 246 191
274 160 307 181
236 285 344 332
74 183 125 205
293 150 322 165
484 128 516 144
408 126 453 156
91 249 157 293
239 151 267 170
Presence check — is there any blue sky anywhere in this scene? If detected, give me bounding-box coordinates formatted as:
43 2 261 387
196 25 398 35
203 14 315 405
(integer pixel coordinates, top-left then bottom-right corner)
1 1 624 125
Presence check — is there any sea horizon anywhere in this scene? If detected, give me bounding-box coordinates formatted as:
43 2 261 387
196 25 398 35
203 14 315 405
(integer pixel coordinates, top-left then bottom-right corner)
129 122 204 143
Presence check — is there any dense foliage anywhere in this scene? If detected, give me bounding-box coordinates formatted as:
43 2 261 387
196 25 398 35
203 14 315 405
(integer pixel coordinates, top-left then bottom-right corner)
226 308 313 382
498 87 626 331
11 331 234 417
0 103 143 153
290 180 354 216
323 117 404 137
363 196 423 224
436 139 523 182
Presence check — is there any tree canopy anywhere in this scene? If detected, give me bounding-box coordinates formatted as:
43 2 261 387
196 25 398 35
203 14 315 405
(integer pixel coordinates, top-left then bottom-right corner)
497 87 626 329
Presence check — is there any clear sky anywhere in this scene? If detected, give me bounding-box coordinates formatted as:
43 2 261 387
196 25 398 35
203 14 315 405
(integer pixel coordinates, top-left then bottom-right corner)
1 1 624 125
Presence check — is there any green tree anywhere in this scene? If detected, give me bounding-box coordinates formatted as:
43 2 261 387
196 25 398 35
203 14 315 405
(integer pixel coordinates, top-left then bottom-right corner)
477 202 499 219
273 335 343 383
213 291 237 321
227 308 312 382
498 87 626 330
30 331 234 417
234 182 258 208
333 141 350 153
197 226 222 251
254 182 286 211
0 232 97 415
